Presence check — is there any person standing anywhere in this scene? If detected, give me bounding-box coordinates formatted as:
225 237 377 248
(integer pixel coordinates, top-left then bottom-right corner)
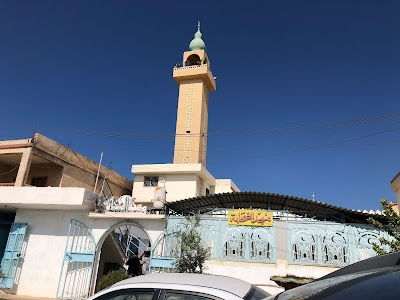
141 250 151 275
125 252 141 277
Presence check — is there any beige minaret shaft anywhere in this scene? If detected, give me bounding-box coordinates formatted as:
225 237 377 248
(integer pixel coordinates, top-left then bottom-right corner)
172 49 216 166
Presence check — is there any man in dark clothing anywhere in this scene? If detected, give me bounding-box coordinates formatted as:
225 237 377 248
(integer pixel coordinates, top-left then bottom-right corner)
126 252 141 276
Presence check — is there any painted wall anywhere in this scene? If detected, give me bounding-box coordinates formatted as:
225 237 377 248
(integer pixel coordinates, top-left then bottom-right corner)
0 187 96 210
132 174 198 204
12 209 89 297
173 79 209 165
392 173 400 205
214 179 240 193
10 209 167 298
206 259 339 295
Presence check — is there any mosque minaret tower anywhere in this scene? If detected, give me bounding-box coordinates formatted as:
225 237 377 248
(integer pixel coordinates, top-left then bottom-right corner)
172 21 216 166
131 22 238 205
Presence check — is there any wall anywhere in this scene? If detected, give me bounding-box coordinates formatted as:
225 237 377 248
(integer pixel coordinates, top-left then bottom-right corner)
173 79 209 165
12 209 89 297
32 134 132 197
26 165 63 187
214 179 240 193
206 259 338 295
10 208 167 298
60 164 131 197
392 172 400 205
0 187 96 210
132 174 198 204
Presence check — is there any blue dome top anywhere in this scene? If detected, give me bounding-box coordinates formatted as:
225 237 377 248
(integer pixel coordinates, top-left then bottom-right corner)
189 21 206 51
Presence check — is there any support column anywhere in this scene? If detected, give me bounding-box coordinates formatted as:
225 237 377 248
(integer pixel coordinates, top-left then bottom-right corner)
15 147 33 187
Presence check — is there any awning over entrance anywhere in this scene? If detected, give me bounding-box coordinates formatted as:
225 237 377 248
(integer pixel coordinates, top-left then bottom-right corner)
166 191 384 223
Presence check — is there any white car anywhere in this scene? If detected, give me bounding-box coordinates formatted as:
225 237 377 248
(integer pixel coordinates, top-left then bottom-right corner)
88 273 271 300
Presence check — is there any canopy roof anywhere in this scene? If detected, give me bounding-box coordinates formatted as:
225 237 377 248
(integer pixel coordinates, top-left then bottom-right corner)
166 191 384 223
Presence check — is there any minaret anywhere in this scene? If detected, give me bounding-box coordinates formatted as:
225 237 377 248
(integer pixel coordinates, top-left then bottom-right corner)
172 22 216 166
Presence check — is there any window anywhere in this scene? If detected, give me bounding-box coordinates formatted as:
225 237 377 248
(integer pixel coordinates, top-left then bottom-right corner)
95 289 157 300
205 188 210 196
144 176 159 187
165 291 220 300
31 177 47 187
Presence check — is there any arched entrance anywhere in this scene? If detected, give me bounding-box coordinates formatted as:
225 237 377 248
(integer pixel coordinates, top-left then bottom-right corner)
90 221 153 295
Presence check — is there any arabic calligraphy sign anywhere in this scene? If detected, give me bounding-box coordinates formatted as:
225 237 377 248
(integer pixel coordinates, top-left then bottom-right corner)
228 209 273 227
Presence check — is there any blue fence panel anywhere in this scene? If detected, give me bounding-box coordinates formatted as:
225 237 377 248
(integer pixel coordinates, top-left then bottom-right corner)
287 221 389 267
159 216 276 264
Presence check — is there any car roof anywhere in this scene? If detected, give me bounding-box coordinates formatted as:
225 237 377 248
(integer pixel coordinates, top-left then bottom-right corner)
112 273 252 297
265 267 400 300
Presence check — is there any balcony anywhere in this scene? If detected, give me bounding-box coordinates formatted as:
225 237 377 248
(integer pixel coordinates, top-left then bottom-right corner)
173 63 216 92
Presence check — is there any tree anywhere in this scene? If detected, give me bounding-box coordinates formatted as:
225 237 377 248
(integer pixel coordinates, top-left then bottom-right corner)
367 198 400 255
173 215 211 273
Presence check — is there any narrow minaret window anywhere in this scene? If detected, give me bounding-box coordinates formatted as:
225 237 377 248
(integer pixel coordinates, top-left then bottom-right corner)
172 22 217 166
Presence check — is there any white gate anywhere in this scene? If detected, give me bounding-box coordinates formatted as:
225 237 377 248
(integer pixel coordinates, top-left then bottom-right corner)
56 220 96 299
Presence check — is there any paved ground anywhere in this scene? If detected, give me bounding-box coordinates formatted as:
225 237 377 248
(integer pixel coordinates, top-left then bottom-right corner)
0 292 56 300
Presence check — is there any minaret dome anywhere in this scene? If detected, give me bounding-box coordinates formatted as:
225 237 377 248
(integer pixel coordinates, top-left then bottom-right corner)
189 21 206 51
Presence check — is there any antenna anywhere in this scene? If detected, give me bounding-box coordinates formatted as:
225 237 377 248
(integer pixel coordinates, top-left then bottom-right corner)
94 152 103 193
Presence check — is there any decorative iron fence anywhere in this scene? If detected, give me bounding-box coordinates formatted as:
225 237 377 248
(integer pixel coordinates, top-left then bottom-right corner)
287 221 390 267
151 215 388 271
152 216 276 265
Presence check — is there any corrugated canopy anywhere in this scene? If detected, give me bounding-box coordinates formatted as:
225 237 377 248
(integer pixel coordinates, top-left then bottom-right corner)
166 191 384 223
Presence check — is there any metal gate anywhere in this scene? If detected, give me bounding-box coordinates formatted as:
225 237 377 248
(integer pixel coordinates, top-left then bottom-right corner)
0 223 27 288
56 219 96 300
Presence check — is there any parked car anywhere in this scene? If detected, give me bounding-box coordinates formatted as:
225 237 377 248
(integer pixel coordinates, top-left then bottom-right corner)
88 273 271 300
264 251 400 300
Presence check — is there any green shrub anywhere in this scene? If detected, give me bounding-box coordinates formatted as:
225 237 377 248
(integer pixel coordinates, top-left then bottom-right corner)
96 270 130 292
173 215 211 273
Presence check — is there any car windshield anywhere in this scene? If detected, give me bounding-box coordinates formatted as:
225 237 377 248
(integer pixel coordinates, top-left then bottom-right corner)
244 285 271 300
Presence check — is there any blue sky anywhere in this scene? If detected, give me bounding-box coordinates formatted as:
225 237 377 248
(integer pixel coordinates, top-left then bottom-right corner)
1 1 399 211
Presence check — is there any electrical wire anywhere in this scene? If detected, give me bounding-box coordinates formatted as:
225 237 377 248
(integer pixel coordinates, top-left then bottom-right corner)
1 113 400 138
0 164 19 176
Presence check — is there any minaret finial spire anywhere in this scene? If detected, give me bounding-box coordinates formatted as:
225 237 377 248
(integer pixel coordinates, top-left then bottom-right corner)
189 21 206 51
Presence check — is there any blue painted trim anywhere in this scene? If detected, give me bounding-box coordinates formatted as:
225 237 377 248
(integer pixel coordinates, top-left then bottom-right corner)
65 252 96 263
150 257 175 268
0 223 28 289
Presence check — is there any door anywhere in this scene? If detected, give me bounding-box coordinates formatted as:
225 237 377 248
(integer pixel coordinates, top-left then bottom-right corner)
0 223 27 289
56 219 96 300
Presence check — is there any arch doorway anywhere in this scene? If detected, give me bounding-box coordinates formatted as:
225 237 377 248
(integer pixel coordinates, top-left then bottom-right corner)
91 221 152 295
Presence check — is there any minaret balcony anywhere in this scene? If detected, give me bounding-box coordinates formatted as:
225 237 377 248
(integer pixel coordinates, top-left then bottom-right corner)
173 64 216 92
